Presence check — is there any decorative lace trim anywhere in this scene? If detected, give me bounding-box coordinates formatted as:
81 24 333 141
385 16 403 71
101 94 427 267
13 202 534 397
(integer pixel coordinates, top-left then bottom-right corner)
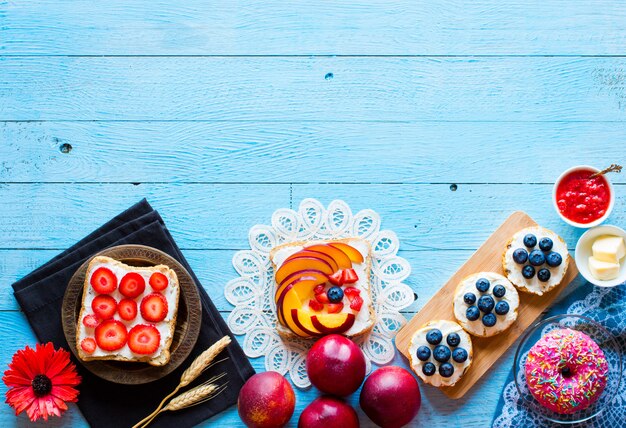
225 198 414 388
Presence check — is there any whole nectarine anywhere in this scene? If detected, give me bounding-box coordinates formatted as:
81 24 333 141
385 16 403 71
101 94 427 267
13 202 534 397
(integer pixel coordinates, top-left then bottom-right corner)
237 372 295 428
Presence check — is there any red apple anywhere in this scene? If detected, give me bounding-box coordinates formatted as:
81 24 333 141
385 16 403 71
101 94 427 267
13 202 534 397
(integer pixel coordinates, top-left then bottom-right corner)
306 334 366 396
298 396 359 428
359 366 420 428
238 372 295 428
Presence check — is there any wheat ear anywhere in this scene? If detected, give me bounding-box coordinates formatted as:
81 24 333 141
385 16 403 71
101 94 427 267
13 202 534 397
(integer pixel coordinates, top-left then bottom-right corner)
131 336 231 428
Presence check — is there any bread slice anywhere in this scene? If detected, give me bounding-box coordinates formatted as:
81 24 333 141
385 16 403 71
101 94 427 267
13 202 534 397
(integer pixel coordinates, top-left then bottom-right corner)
76 256 180 366
270 237 375 339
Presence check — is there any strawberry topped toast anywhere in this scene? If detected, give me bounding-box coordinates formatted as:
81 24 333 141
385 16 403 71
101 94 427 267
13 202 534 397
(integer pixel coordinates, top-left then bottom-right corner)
270 238 374 339
76 256 180 366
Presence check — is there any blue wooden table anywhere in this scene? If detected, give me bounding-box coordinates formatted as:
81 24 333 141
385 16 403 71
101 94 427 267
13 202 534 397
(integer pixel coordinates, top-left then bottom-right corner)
1 1 625 426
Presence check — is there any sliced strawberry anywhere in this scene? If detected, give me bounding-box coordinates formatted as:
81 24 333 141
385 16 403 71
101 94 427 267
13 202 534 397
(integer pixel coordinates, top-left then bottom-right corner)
341 268 359 284
82 314 101 329
328 271 344 286
149 272 169 291
349 295 364 312
90 267 117 294
313 284 325 295
128 324 161 355
91 295 117 320
315 292 330 304
119 272 146 298
326 302 344 314
94 319 128 351
308 299 323 312
80 338 97 354
118 298 138 321
140 293 168 322
344 287 361 300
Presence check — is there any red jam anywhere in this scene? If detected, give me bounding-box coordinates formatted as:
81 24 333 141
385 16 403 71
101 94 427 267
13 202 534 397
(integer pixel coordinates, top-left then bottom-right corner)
556 168 611 224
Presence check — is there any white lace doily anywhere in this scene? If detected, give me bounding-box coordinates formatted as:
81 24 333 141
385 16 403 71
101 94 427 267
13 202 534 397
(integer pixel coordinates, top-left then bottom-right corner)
224 198 415 388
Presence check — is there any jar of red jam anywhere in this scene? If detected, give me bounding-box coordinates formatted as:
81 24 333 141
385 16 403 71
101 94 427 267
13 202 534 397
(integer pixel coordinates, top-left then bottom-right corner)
553 166 614 227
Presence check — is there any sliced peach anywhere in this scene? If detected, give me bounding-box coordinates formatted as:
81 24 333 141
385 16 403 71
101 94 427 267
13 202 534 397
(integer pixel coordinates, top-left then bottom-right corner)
311 313 356 334
291 309 322 337
328 243 364 264
275 257 333 285
279 269 328 287
275 272 327 301
276 278 323 324
286 250 339 272
278 291 309 336
304 244 352 270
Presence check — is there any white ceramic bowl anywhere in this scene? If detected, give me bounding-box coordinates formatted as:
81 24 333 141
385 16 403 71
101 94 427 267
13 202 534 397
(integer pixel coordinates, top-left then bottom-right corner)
553 165 615 228
575 225 626 287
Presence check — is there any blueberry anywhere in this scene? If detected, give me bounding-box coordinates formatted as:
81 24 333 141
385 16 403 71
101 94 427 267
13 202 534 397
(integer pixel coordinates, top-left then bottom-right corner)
522 265 535 279
495 301 510 315
433 345 452 362
426 329 443 345
523 234 537 248
326 286 344 303
475 278 490 292
493 284 506 298
416 346 431 361
512 248 528 264
539 237 553 252
463 293 476 305
482 313 497 327
546 252 562 267
452 348 468 363
528 250 546 266
537 268 551 282
477 295 495 313
439 363 454 378
466 306 480 321
422 362 436 376
446 332 461 347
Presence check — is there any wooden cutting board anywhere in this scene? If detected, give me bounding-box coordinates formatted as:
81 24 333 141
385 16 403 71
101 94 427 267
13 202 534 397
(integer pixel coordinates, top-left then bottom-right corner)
395 211 579 399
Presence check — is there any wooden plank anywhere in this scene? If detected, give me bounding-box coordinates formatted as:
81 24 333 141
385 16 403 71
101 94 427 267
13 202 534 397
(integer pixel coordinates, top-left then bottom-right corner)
2 121 626 184
2 1 626 55
0 183 618 250
2 57 626 121
0 309 517 427
395 212 579 398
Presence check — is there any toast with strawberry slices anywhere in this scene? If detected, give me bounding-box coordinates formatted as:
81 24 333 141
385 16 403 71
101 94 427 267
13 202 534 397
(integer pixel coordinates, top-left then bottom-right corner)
76 256 180 366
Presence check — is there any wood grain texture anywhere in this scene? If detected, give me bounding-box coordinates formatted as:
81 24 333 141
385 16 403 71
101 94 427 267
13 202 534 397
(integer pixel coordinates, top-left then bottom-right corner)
3 57 626 121
395 211 579 398
2 1 626 55
2 121 626 184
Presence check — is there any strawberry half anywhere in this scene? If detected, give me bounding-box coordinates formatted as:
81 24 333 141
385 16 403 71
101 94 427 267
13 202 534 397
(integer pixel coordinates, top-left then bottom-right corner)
118 298 138 321
90 267 117 294
80 338 97 354
119 272 146 298
308 299 323 312
95 319 128 351
349 295 364 312
326 302 344 314
149 272 169 291
140 293 168 323
313 284 325 295
91 295 117 320
341 268 359 284
82 314 101 329
315 292 330 304
128 324 161 355
328 271 344 286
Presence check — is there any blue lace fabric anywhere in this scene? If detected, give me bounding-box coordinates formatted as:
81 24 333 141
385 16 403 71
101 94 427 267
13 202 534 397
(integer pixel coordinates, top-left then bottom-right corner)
492 283 625 428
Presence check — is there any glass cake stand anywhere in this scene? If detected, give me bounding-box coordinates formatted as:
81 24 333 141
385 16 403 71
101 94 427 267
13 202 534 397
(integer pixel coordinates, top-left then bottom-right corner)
513 314 622 424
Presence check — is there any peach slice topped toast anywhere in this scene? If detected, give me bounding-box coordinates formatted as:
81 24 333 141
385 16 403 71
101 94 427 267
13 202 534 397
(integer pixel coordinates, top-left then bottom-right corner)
76 256 180 366
270 238 374 338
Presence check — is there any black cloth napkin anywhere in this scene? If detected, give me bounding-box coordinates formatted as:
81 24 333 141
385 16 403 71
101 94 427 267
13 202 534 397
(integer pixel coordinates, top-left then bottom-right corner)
12 199 255 428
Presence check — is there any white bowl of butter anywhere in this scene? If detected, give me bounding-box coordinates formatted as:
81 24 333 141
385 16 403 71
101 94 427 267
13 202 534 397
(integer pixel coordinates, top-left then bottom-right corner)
575 225 626 287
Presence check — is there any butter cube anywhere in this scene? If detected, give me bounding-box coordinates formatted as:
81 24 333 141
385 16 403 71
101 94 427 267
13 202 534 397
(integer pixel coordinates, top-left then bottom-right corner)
588 256 620 281
592 235 626 264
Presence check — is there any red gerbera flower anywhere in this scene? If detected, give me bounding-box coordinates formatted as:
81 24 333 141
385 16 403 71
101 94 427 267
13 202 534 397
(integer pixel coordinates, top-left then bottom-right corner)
3 342 81 422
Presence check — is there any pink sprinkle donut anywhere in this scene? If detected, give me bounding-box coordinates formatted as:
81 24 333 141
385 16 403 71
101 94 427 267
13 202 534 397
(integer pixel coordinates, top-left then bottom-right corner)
525 328 608 414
